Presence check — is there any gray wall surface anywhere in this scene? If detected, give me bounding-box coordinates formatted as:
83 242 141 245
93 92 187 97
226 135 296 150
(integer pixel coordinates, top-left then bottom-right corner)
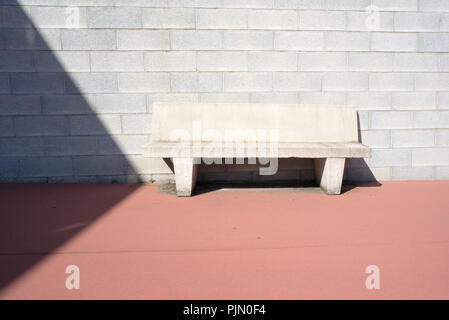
1 0 448 183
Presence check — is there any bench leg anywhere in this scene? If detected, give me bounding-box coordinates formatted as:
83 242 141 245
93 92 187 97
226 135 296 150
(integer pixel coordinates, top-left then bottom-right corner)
314 158 345 195
173 158 198 197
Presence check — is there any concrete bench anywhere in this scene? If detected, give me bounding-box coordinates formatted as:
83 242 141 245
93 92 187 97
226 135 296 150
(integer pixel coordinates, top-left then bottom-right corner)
143 103 371 197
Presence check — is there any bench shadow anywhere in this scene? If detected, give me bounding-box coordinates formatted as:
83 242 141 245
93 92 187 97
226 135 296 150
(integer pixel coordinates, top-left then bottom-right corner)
0 2 141 292
194 180 320 196
343 113 382 188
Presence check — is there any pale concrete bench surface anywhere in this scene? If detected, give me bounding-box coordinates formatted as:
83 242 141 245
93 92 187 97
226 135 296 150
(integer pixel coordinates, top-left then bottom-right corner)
143 103 371 196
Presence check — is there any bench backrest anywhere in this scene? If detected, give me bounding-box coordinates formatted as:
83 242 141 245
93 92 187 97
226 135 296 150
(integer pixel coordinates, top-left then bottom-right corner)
152 103 359 143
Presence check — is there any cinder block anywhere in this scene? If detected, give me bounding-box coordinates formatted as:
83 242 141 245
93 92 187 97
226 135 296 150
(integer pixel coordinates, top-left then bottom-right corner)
145 51 196 71
248 10 298 30
67 73 117 94
143 8 195 29
249 51 297 71
414 111 449 128
392 92 436 110
436 167 449 179
172 30 222 50
372 0 418 11
346 11 394 31
299 52 346 71
436 130 449 146
348 53 393 72
87 7 141 28
20 157 73 177
393 53 438 72
90 52 144 72
369 73 414 91
224 72 272 92
118 73 170 93
62 30 116 50
412 148 449 166
121 114 152 134
0 137 44 156
197 9 247 29
0 95 41 115
147 93 199 112
198 51 248 71
440 54 449 72
11 0 114 5
70 115 122 135
11 73 65 94
345 167 391 181
320 0 371 10
73 156 127 176
299 11 345 30
370 111 413 129
360 130 391 148
1 6 33 28
392 129 435 147
42 94 95 115
442 13 449 31
415 74 449 91
0 158 19 178
358 111 370 130
419 0 449 11
36 51 90 72
392 167 435 180
0 75 9 93
275 31 323 50
200 93 249 103
0 118 14 137
224 31 273 50
15 116 69 136
0 51 34 72
438 92 449 109
97 135 147 155
250 92 300 103
372 33 417 52
171 72 223 92
44 136 97 156
326 32 370 51
95 94 146 114
6 29 61 50
274 72 322 91
117 30 170 50
300 92 346 104
274 0 322 10
151 174 174 182
169 0 221 8
126 156 173 174
323 72 368 91
418 33 449 52
394 12 440 31
347 92 391 110
370 149 412 167
114 0 166 6
30 6 87 28
224 0 273 8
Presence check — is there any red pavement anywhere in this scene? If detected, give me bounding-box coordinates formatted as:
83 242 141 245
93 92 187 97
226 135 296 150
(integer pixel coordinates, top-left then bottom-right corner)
0 181 448 299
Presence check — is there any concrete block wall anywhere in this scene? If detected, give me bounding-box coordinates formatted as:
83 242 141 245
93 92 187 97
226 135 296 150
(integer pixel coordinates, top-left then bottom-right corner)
1 0 449 183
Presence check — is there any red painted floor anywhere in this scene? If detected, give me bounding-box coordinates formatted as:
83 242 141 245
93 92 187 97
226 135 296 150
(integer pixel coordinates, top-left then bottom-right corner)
0 181 448 299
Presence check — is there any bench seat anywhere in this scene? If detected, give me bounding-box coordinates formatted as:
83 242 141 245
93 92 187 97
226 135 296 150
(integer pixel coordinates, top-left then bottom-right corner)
143 141 371 159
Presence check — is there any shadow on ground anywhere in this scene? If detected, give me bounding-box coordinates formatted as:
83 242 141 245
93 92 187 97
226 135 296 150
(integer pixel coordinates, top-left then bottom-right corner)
0 2 141 291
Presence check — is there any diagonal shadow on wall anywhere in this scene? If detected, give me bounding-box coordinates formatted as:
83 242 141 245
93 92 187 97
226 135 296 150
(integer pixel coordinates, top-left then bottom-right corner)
0 2 143 291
